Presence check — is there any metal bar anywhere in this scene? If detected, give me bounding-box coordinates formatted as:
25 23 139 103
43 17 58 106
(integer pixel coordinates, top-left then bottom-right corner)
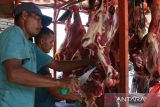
58 0 75 8
62 0 85 9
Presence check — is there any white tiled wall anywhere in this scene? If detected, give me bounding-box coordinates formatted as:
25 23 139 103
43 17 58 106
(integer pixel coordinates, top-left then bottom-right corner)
0 18 14 33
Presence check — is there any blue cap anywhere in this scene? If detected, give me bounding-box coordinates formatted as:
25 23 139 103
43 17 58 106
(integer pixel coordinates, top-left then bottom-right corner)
14 2 52 26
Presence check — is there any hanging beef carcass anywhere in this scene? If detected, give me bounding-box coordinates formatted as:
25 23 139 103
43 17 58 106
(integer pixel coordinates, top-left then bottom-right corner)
142 0 160 106
55 6 92 79
80 1 120 106
56 6 86 61
82 0 119 88
142 0 160 83
128 1 151 93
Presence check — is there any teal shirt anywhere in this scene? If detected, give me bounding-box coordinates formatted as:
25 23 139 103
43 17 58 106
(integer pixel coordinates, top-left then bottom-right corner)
0 26 52 107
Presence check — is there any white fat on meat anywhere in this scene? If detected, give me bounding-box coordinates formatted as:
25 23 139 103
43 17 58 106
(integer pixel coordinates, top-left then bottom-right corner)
82 0 105 48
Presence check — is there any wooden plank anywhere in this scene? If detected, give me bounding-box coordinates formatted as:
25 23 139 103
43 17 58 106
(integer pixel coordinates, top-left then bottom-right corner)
0 3 14 18
53 0 57 79
0 0 13 4
118 0 129 106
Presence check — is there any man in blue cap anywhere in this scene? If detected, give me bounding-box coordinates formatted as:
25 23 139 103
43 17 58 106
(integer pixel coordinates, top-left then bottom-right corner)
0 2 91 107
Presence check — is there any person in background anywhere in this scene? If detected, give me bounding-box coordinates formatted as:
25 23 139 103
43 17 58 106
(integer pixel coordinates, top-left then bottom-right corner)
34 27 82 107
0 2 92 107
34 27 55 107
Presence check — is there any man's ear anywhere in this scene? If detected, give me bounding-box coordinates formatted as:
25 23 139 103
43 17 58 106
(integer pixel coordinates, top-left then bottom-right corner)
21 11 28 20
40 38 45 45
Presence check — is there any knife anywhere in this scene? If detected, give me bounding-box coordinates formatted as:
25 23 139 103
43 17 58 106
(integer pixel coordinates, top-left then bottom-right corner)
78 67 96 85
60 67 96 95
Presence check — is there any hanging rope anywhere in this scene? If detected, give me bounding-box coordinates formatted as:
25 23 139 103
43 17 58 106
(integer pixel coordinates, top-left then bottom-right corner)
130 0 145 35
130 0 136 35
138 0 145 29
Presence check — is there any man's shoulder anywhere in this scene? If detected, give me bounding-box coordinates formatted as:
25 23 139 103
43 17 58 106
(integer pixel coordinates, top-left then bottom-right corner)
1 25 24 39
3 25 21 32
1 26 21 37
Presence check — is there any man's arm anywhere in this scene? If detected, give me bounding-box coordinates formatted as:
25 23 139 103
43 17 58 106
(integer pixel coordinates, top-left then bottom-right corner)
3 59 78 89
47 59 90 71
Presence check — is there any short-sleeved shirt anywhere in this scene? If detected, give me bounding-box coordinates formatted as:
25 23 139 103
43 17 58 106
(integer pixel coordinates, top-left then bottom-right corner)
35 67 56 107
0 25 52 107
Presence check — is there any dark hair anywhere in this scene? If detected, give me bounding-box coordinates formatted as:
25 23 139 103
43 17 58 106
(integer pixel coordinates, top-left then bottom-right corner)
35 27 54 44
128 0 145 7
14 13 22 24
14 12 34 24
146 0 153 7
135 0 144 6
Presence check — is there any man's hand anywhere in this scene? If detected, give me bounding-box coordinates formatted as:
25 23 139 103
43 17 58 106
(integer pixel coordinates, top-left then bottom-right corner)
61 78 80 93
54 52 62 61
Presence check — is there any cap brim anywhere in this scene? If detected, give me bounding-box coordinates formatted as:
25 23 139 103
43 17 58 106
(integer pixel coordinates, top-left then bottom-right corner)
41 15 52 26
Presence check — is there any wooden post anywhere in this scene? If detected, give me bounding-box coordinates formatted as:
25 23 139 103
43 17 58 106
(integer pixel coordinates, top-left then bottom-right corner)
118 0 129 107
53 0 57 79
14 0 19 5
